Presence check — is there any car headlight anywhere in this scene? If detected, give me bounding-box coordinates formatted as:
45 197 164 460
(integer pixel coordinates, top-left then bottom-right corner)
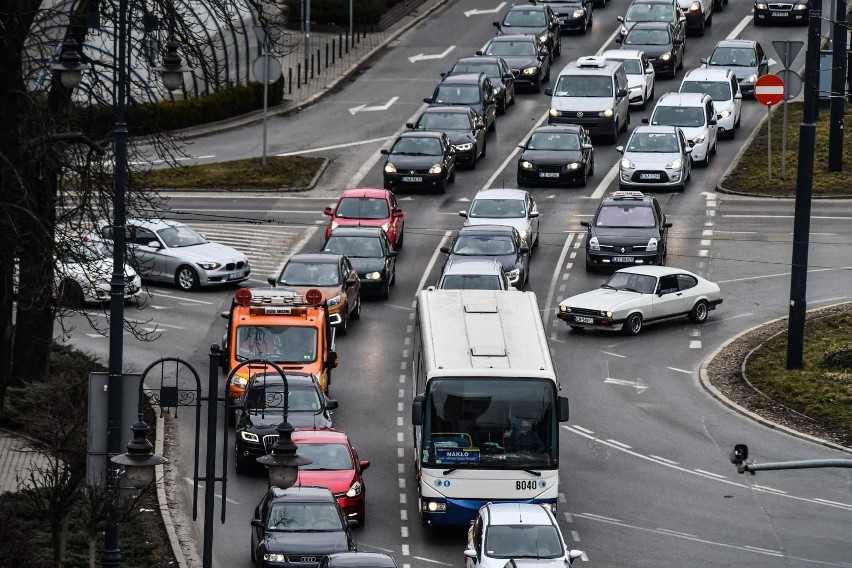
346 480 363 498
523 66 538 75
330 220 340 231
620 25 628 35
660 52 672 61
507 268 520 279
454 143 473 151
559 305 569 313
327 294 342 307
647 237 658 252
693 134 706 144
428 164 443 174
745 74 758 83
621 157 636 169
519 230 528 242
232 376 248 389
689 1 701 11
384 162 397 173
599 108 614 118
567 162 580 170
665 158 683 170
549 108 560 117
240 431 259 443
793 2 807 7
755 2 768 7
602 310 613 318
197 262 221 270
264 554 287 563
520 160 534 170
718 110 731 118
589 236 600 251
380 222 390 232
366 272 382 280
573 9 585 17
538 34 549 44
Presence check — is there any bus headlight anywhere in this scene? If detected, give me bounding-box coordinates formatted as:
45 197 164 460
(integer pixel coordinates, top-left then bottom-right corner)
423 501 447 512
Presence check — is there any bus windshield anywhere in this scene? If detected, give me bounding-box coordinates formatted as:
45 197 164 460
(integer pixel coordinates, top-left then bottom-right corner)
422 377 557 469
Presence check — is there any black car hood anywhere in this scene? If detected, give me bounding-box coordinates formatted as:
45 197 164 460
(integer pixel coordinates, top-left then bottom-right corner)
244 410 332 430
386 154 444 168
631 44 674 59
450 252 520 273
546 2 584 15
496 55 539 70
444 131 477 145
262 531 351 555
592 227 660 245
350 257 386 274
500 25 548 37
521 149 583 165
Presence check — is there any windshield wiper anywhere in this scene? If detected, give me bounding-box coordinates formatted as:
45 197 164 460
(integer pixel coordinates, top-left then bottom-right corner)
523 469 542 477
443 468 459 475
601 284 616 290
621 287 643 293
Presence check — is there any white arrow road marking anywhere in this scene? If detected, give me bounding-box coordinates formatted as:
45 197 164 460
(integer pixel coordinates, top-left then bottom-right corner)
408 46 456 63
348 96 399 115
768 57 777 66
604 377 649 393
464 2 506 16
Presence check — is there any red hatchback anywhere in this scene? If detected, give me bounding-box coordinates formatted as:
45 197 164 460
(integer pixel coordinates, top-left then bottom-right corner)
291 429 370 526
324 188 405 249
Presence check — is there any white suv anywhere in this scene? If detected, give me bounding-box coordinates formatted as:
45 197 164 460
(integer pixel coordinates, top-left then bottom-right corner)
679 67 742 139
647 92 718 166
464 503 584 568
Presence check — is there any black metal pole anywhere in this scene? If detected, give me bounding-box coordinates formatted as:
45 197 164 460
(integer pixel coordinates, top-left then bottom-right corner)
786 10 820 369
103 0 129 562
202 348 220 568
828 0 847 171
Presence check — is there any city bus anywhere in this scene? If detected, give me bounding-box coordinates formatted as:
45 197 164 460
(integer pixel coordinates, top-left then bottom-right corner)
411 289 570 527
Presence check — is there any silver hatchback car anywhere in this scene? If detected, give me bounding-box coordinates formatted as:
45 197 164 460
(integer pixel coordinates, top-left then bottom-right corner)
88 218 250 291
617 125 692 192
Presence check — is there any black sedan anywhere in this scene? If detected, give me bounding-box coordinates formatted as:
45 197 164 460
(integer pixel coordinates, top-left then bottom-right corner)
381 131 456 193
322 227 397 299
251 486 356 568
544 0 595 33
493 3 562 57
234 372 338 474
407 106 487 168
477 34 551 92
616 22 683 78
445 56 517 114
517 125 595 187
440 224 530 289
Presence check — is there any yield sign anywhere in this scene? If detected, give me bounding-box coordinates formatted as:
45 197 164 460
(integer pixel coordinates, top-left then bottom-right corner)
771 40 804 70
754 74 785 106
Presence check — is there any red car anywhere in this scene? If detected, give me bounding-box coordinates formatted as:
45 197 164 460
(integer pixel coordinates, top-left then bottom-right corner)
291 429 370 525
324 188 405 249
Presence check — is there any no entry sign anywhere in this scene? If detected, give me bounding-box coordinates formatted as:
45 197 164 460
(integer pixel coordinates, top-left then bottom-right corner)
754 74 785 106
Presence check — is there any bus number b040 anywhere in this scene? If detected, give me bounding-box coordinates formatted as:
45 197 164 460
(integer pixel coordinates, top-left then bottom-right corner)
516 480 537 490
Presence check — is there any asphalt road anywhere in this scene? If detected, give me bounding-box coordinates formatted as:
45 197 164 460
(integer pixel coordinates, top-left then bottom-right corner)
65 0 852 567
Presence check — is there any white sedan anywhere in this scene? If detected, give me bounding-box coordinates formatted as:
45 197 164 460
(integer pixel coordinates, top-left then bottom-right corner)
600 49 656 108
556 265 722 335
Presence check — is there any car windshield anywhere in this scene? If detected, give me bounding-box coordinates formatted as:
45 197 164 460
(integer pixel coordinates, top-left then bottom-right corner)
680 80 731 101
527 132 581 150
503 9 548 27
603 271 657 294
552 75 613 97
296 443 354 471
324 235 384 258
485 40 537 57
439 274 503 290
244 381 323 412
626 3 675 22
624 28 670 45
484 524 565 559
608 57 643 74
156 225 207 248
335 197 389 219
418 112 472 131
651 105 705 127
434 84 481 105
59 242 104 263
266 503 343 532
595 204 657 227
452 61 501 79
709 47 757 67
469 198 526 218
236 325 318 363
390 137 444 156
452 236 516 255
278 261 341 286
626 132 680 152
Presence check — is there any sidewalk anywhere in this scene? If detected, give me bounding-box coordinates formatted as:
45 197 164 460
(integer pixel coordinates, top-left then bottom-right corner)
0 430 50 494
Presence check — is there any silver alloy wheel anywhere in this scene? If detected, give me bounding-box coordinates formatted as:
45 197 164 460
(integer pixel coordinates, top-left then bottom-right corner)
176 266 199 291
689 300 709 323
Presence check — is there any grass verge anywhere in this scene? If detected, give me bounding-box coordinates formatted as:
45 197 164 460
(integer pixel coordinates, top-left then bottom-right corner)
744 313 852 441
722 101 852 196
138 155 325 189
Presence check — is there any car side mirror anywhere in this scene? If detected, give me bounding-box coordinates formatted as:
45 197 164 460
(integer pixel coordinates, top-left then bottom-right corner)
558 396 570 422
709 118 717 125
493 21 501 31
327 350 339 369
519 245 530 255
503 73 514 80
359 460 371 471
323 207 333 216
405 122 415 129
616 145 624 153
476 50 484 56
449 148 456 155
700 57 708 65
146 240 161 249
664 222 673 228
529 211 540 218
511 69 520 78
388 250 398 258
220 311 230 320
544 88 553 96
346 519 359 528
267 277 277 287
673 38 683 45
380 149 389 155
423 97 433 104
641 117 649 124
459 210 468 217
251 519 263 528
580 220 590 227
735 92 742 99
517 143 526 149
685 146 693 153
617 15 625 22
617 88 628 97
412 393 424 426
440 246 451 254
614 38 623 44
346 277 357 286
760 57 768 65
325 399 339 410
568 550 584 565
679 14 686 22
393 210 404 218
582 143 593 149
464 550 478 560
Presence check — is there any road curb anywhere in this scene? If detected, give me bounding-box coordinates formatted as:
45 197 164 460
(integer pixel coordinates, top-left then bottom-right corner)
698 303 852 454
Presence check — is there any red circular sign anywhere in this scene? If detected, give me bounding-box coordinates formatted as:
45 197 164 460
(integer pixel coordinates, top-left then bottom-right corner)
754 74 785 106
234 288 253 306
305 288 323 306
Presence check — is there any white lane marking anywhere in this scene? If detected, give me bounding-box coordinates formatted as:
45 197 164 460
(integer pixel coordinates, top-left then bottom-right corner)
483 112 549 190
415 231 452 292
401 509 408 520
727 15 754 40
810 296 848 305
596 26 623 55
605 439 632 449
398 447 404 458
649 455 679 466
411 557 452 566
579 512 621 522
402 544 410 556
604 378 648 393
277 136 392 156
572 425 594 434
398 463 405 473
464 2 507 17
166 209 326 214
694 469 726 479
722 214 852 219
400 493 407 504
559 493 567 503
400 526 409 537
744 546 783 556
564 512 574 523
689 340 702 349
272 226 317 277
813 498 852 511
752 485 787 495
656 528 697 538
571 530 581 541
359 544 397 554
717 266 852 284
590 162 619 199
349 96 400 115
544 233 576 327
408 46 456 63
667 367 692 374
600 351 626 358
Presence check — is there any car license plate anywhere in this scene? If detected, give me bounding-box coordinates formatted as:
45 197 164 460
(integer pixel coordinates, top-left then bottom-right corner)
574 316 594 324
771 10 786 15
539 172 560 178
227 272 245 281
639 173 661 180
613 256 634 263
401 176 423 182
